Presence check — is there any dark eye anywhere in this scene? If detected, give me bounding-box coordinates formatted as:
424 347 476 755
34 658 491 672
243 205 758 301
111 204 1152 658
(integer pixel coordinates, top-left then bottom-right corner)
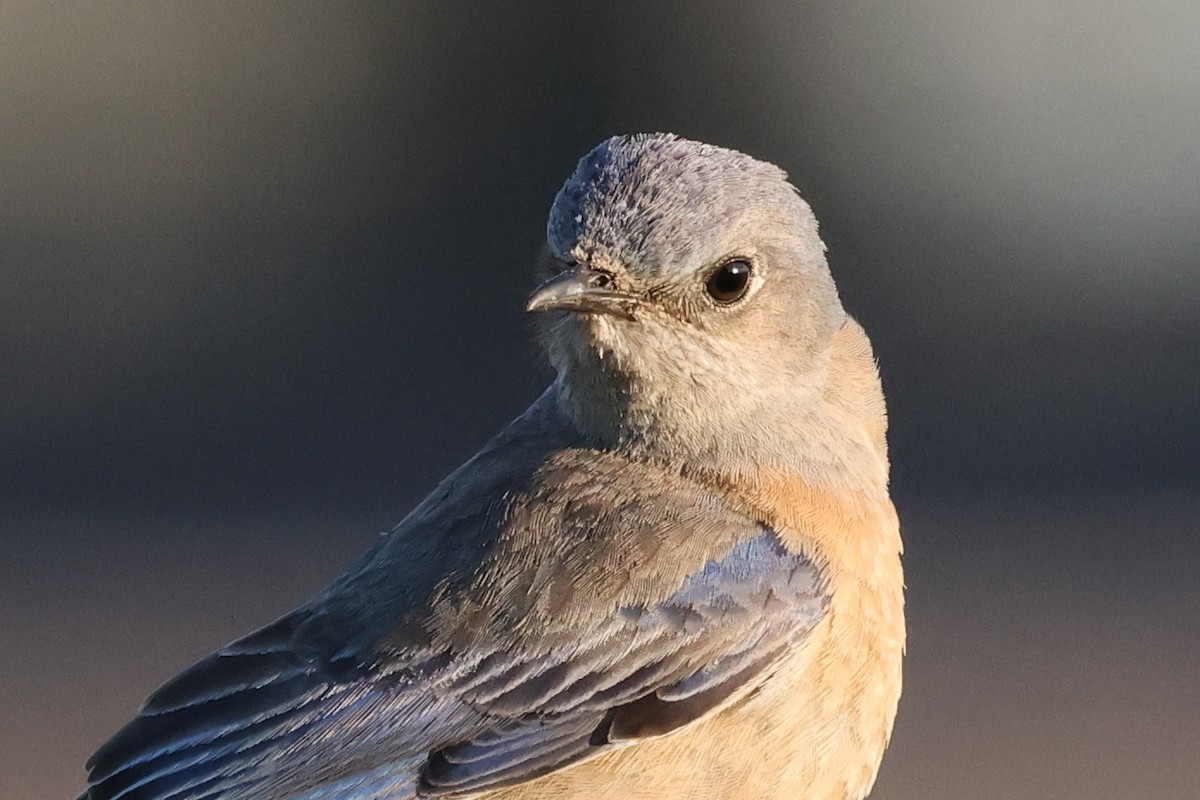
705 259 753 304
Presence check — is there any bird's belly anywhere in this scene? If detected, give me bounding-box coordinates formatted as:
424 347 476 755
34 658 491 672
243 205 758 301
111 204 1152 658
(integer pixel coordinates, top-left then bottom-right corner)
479 600 903 800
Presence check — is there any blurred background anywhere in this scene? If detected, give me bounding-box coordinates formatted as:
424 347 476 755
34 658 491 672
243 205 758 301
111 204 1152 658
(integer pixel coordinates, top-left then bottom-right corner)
2 3 1197 798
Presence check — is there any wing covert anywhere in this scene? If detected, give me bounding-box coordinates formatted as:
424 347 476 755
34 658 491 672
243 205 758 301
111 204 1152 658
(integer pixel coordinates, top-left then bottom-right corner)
419 529 828 796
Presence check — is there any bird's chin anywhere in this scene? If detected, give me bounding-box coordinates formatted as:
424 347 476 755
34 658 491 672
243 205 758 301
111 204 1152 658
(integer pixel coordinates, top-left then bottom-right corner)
545 310 638 375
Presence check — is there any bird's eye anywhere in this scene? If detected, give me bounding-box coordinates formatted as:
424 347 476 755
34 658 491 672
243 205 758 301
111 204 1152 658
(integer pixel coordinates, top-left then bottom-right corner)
705 259 753 304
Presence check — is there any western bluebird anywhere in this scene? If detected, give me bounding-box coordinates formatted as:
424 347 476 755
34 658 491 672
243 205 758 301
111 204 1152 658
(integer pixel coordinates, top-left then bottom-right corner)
82 134 904 800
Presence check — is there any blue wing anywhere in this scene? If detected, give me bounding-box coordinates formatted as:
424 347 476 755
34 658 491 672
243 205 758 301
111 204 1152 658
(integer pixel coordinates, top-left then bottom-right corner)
84 531 825 800
83 395 829 800
420 531 827 796
83 607 480 800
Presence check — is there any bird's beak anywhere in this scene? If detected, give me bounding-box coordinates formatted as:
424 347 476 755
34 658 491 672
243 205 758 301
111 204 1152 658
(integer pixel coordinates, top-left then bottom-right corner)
525 267 639 319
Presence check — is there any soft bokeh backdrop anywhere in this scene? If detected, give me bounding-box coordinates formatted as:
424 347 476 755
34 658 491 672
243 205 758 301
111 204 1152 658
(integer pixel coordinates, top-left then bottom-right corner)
2 3 1197 799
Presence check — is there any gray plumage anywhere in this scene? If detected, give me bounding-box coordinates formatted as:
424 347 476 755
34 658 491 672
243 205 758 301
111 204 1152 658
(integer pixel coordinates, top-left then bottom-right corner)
81 133 884 800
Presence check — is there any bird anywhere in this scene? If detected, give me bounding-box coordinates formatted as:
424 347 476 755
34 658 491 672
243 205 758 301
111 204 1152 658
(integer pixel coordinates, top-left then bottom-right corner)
81 133 904 800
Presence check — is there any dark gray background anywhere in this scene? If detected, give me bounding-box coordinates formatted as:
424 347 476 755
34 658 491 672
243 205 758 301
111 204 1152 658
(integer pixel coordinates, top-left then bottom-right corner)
3 4 1197 799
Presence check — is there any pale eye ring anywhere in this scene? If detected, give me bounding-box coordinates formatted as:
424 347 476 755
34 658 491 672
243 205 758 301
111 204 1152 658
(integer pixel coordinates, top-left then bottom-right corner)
705 258 753 304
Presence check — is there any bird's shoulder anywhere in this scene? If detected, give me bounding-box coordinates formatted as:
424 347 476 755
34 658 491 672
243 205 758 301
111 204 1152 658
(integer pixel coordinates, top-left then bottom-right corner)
329 388 786 644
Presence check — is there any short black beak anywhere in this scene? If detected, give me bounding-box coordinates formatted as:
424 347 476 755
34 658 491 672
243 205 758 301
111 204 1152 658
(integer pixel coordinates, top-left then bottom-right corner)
525 268 639 319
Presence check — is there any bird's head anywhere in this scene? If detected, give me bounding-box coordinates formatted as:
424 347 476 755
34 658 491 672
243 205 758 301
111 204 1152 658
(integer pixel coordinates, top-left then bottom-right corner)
530 134 856 472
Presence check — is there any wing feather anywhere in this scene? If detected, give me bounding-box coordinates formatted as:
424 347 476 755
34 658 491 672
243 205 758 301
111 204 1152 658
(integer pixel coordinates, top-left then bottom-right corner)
83 396 830 800
419 530 828 795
